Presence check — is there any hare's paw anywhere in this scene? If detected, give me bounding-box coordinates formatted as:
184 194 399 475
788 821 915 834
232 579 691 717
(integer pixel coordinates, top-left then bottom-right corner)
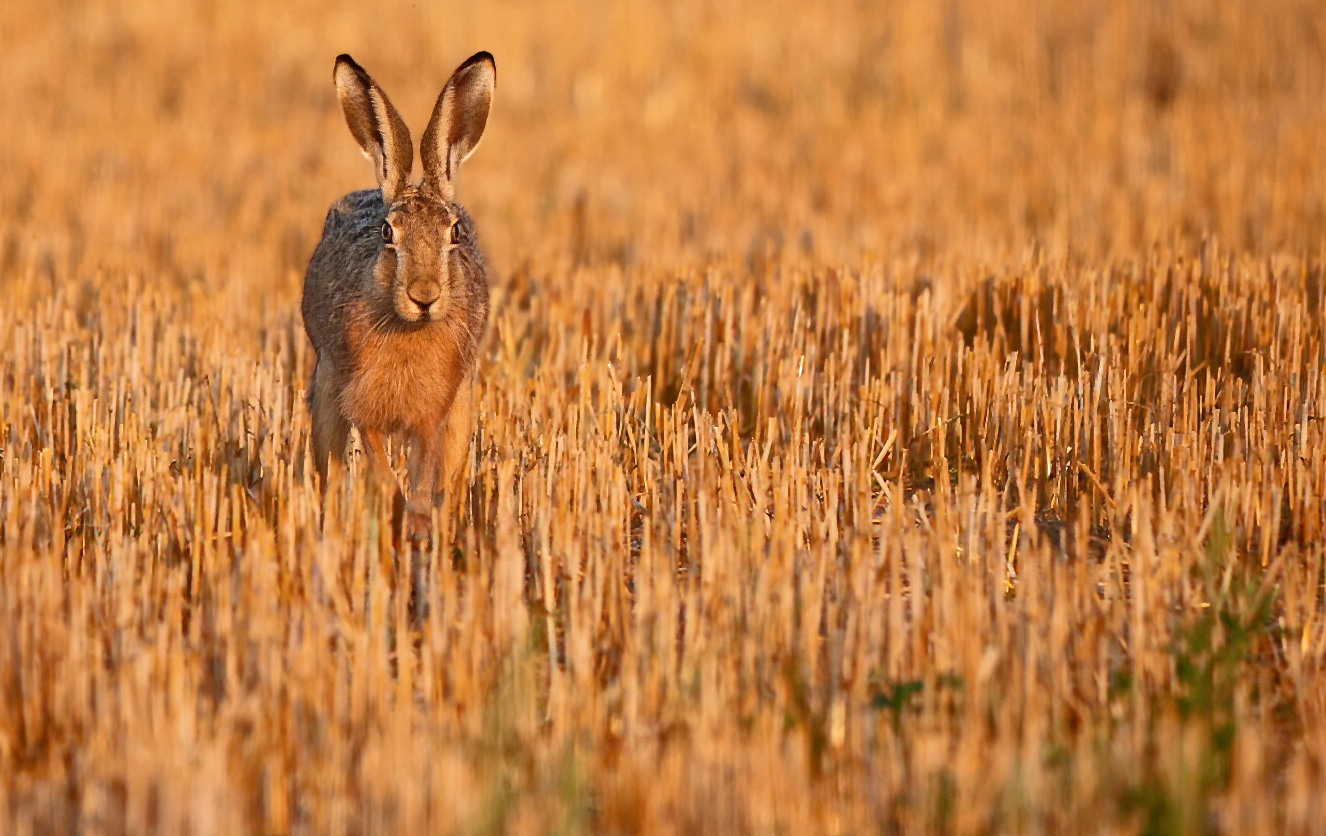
389 492 434 551
403 508 434 550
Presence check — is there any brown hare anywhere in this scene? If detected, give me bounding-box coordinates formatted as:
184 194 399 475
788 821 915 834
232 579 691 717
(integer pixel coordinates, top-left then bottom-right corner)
302 52 495 546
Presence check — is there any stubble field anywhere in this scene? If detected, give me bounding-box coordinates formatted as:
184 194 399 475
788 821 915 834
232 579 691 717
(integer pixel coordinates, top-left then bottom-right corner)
3 1 1326 833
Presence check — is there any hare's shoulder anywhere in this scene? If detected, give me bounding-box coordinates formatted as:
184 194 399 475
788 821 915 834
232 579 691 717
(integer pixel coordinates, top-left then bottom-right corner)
320 189 386 237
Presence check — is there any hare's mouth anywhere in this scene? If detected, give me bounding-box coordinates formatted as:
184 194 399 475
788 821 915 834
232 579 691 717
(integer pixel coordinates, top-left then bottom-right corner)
394 304 435 324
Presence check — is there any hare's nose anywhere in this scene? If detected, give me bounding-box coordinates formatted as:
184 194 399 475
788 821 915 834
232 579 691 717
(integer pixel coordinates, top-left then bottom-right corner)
408 282 441 308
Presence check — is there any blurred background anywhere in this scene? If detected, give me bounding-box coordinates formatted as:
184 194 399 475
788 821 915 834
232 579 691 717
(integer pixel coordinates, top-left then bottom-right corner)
2 0 1323 311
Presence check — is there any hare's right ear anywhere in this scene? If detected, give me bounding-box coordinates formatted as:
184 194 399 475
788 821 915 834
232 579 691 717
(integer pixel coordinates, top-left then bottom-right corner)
420 52 496 201
334 55 413 203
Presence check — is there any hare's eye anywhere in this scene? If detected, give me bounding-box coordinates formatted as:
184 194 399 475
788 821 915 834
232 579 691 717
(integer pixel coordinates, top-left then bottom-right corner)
381 221 394 243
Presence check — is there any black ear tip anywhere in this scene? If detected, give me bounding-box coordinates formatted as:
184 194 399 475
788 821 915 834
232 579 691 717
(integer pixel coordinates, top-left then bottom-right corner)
335 54 365 73
334 54 372 84
464 51 496 73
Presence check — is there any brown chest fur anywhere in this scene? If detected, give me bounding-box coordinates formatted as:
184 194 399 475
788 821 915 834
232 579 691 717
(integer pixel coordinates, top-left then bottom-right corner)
338 301 468 436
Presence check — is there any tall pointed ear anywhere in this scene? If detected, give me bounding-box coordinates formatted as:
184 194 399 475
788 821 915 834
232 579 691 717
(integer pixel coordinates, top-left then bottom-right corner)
420 52 495 201
334 55 413 202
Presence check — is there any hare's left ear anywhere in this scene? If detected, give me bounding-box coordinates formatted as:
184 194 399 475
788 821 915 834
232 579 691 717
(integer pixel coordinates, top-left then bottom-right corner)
421 52 495 201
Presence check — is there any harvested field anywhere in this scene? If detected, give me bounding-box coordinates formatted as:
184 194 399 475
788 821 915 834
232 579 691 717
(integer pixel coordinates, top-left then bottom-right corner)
2 1 1325 833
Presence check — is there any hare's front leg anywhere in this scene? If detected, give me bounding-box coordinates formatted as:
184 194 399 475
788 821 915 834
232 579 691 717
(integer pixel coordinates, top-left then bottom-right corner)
402 376 475 546
308 361 351 490
360 429 402 491
403 432 442 548
439 376 475 525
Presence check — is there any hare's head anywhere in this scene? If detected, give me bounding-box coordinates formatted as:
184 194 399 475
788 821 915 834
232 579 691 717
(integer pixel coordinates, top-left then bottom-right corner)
334 52 495 323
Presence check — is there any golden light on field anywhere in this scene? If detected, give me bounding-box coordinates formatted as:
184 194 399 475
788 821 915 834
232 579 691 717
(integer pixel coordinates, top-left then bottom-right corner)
2 1 1325 833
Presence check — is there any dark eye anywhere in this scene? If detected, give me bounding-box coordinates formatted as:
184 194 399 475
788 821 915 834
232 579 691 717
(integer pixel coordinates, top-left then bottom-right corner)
381 221 393 243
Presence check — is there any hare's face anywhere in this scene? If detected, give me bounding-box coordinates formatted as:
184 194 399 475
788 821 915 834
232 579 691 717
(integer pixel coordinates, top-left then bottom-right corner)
377 192 460 324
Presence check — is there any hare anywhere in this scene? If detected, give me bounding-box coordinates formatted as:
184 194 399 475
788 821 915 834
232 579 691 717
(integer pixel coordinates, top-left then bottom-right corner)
302 52 495 546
